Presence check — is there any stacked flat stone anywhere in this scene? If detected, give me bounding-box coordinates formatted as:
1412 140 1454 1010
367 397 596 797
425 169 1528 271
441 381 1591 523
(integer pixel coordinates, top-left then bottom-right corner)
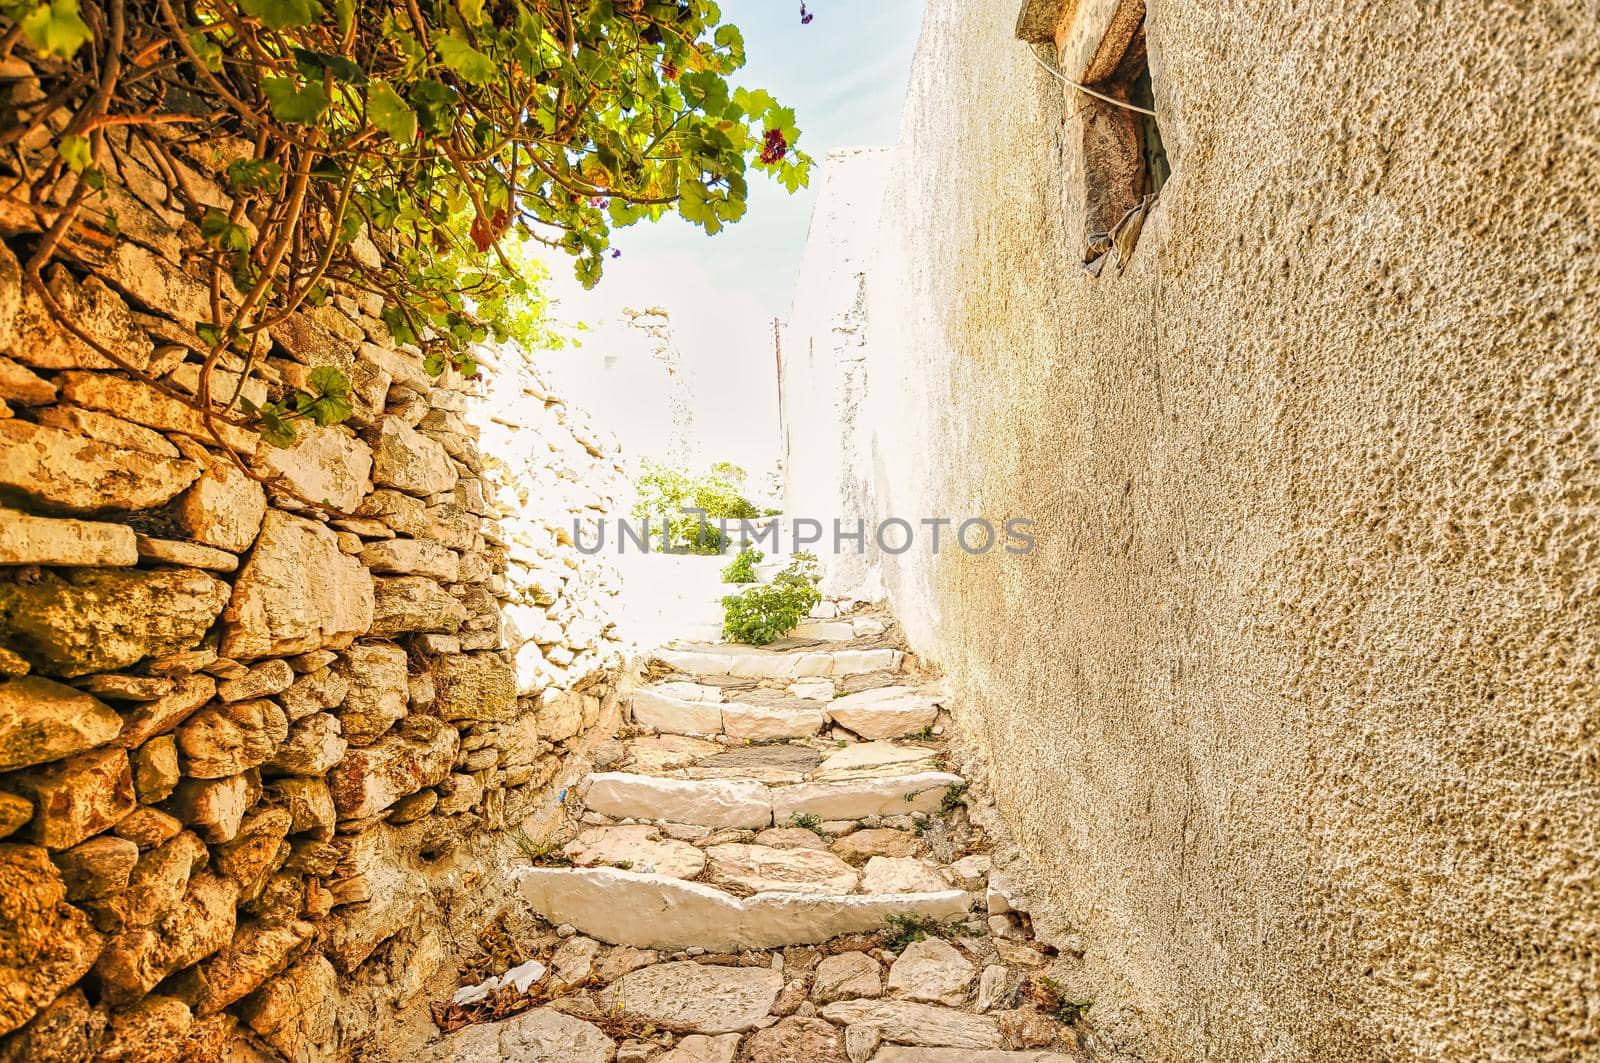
0 111 627 1060
428 590 1086 1062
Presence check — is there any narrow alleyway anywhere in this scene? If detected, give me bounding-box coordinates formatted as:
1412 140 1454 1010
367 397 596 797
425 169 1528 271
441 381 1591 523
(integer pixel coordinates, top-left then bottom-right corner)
431 562 1087 1061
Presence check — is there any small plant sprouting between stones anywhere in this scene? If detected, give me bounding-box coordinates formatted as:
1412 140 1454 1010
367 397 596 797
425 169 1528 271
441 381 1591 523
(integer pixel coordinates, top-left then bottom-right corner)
513 830 572 867
1035 976 1093 1025
721 551 823 645
787 812 828 836
721 545 763 583
883 913 971 951
941 782 970 813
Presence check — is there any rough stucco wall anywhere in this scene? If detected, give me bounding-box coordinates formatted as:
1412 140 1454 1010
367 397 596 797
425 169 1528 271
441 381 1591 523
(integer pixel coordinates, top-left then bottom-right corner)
793 0 1600 1059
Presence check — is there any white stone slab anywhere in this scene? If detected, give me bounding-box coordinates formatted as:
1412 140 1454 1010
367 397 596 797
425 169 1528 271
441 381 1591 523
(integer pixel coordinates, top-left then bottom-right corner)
770 772 964 822
581 773 772 828
630 688 724 736
721 702 826 740
825 688 939 740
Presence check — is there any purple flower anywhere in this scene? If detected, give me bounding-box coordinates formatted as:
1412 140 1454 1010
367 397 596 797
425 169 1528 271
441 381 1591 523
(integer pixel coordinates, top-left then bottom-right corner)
611 249 622 259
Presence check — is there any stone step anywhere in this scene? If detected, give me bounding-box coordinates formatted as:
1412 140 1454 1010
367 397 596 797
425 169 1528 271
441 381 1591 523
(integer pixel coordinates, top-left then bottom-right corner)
653 644 902 679
580 770 966 827
629 687 826 739
516 866 971 950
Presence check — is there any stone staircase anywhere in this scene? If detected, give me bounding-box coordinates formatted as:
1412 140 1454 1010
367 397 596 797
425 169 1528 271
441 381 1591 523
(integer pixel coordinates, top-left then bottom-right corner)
431 586 1087 1061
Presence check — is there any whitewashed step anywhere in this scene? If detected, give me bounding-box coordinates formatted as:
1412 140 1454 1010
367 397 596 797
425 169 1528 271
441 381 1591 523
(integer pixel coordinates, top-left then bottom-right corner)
582 773 771 828
630 689 825 740
516 866 971 950
825 687 939 740
581 770 964 826
791 617 890 641
870 1051 1080 1063
770 771 965 821
630 687 723 735
654 645 902 679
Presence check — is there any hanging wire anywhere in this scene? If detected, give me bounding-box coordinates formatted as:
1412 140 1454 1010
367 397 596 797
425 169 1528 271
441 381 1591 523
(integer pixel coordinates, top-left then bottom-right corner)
1027 45 1159 117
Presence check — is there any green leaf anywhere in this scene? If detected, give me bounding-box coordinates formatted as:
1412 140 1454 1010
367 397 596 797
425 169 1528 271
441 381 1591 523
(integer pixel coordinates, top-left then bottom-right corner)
19 0 91 58
367 81 418 145
292 47 366 84
254 404 298 448
456 0 484 24
408 80 458 136
237 0 323 30
226 158 285 194
436 32 497 86
422 350 446 377
308 365 349 399
56 133 90 173
262 77 331 125
189 29 223 71
200 208 251 252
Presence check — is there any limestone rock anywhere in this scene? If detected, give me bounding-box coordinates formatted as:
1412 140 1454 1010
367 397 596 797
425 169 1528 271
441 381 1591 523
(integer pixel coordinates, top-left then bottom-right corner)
216 660 295 703
221 510 374 660
370 417 457 497
0 568 229 678
563 824 707 879
824 688 938 741
817 1000 1000 1050
435 1007 613 1063
0 793 33 840
53 834 139 900
267 713 347 776
629 687 723 736
117 675 216 749
0 356 53 406
829 830 922 865
11 747 135 849
658 1033 741 1063
176 699 288 779
537 690 585 741
335 643 408 743
168 458 267 552
35 404 179 457
166 773 255 843
180 919 314 1015
610 961 782 1033
96 994 192 1063
212 808 292 898
704 843 859 895
0 676 123 771
860 857 950 895
133 534 238 572
107 831 207 932
0 845 105 1037
277 667 349 721
56 371 257 453
268 777 336 840
744 1016 848 1063
770 773 964 822
518 867 970 952
996 1009 1061 1050
0 419 198 515
327 717 458 819
432 652 516 723
626 734 723 773
581 773 772 829
868 1052 1077 1063
816 742 936 776
722 702 826 741
360 537 459 581
6 263 154 372
236 953 338 1060
0 509 137 566
133 736 181 802
886 938 974 1006
755 827 832 851
0 987 106 1062
78 674 174 702
252 426 372 512
813 952 882 1005
95 872 238 1006
113 806 183 850
369 576 466 636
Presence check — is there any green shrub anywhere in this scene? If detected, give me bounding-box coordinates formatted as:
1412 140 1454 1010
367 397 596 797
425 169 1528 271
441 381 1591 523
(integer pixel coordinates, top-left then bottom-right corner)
721 546 763 584
633 462 760 554
721 553 823 645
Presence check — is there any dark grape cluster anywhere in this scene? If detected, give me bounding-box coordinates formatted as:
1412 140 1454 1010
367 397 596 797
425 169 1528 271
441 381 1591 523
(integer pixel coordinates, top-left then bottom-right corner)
760 128 788 164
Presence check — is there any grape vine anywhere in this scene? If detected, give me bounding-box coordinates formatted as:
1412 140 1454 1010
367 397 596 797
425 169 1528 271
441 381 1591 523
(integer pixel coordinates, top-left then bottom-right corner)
0 0 811 476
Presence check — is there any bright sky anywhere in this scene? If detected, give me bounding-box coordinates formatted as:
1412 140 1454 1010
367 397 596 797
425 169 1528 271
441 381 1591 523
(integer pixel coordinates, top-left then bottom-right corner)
536 0 926 476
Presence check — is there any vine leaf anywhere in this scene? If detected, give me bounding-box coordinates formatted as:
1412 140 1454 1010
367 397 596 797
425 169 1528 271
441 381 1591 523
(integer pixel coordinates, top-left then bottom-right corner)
18 0 91 58
237 0 324 30
408 79 456 135
436 32 497 85
56 133 90 172
368 81 418 145
262 76 331 125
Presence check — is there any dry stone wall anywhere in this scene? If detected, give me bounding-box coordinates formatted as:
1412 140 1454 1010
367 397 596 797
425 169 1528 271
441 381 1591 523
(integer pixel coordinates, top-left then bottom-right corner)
0 83 628 1060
